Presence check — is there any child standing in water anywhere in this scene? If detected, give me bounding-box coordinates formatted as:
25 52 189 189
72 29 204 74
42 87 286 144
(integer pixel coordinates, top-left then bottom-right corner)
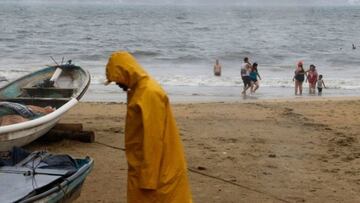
307 64 318 95
317 74 326 95
250 62 262 93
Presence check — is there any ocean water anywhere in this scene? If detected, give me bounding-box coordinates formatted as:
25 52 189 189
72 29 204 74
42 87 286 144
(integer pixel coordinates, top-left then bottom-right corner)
0 2 359 102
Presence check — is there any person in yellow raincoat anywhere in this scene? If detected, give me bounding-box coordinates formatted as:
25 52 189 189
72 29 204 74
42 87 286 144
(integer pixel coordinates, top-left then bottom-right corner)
105 51 193 203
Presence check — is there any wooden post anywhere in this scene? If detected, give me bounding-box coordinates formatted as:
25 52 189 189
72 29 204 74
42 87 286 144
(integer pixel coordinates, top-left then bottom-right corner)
40 123 95 143
52 123 83 132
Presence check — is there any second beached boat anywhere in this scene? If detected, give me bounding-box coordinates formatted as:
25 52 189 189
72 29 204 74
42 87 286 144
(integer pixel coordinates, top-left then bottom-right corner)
0 147 94 203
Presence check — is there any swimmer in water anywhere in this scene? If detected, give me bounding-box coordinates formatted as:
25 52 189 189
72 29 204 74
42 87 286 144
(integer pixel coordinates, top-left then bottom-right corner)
214 59 222 76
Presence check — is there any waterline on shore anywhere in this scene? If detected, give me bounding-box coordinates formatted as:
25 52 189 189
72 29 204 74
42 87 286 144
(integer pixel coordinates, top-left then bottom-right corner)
83 84 360 103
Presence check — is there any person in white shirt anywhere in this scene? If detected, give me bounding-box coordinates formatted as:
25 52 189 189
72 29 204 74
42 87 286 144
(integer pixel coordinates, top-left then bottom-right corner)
241 57 252 95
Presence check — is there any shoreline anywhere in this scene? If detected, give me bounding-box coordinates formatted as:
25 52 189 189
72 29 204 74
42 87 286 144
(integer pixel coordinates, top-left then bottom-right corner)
82 94 360 105
83 84 360 104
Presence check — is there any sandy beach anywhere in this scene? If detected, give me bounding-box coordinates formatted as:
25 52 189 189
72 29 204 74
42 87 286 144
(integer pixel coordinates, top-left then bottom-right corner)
2 2 360 202
26 97 360 203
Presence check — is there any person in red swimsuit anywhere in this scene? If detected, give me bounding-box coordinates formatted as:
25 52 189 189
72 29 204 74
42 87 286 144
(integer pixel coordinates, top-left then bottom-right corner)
306 64 318 95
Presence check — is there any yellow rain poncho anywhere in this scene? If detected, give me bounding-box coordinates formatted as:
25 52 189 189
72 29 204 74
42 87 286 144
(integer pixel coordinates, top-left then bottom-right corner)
106 51 193 203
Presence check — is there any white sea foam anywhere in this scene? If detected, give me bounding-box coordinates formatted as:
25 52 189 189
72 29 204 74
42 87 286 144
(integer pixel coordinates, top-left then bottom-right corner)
88 71 360 91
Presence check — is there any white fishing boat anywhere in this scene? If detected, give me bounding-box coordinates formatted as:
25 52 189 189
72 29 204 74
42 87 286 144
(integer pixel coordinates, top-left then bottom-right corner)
0 62 90 151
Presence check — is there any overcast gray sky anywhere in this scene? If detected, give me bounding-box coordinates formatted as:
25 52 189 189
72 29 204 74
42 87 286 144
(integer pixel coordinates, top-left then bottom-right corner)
4 0 360 6
116 0 360 6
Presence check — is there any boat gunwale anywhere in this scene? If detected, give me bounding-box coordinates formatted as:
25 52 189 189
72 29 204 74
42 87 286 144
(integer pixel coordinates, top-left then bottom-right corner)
0 98 78 135
14 157 94 203
0 66 57 97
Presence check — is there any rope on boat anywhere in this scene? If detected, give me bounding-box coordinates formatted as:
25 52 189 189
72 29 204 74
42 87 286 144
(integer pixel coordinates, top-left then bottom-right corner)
95 141 290 203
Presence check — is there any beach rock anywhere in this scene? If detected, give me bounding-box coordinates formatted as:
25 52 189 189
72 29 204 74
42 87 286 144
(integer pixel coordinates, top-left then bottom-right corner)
268 154 277 158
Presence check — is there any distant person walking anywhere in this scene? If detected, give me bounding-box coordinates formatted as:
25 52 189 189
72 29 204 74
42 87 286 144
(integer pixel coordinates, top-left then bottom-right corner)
307 64 318 95
353 44 356 50
214 59 222 76
293 61 306 95
241 57 252 95
249 62 262 93
317 74 326 96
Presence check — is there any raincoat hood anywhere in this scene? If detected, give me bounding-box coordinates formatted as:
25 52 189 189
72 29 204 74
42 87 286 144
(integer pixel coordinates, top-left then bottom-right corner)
106 51 148 88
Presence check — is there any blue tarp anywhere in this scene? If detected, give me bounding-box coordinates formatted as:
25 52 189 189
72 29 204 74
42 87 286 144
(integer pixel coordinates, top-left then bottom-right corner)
0 147 79 172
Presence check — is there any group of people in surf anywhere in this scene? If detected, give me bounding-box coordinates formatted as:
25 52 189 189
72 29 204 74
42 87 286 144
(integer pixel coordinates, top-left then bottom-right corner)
240 57 261 95
293 61 326 96
214 57 262 95
214 57 327 96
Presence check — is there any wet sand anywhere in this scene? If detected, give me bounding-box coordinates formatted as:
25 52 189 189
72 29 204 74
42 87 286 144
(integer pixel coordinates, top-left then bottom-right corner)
27 98 360 202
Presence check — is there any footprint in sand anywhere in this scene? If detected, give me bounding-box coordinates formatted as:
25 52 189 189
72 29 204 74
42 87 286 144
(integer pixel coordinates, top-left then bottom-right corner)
287 196 306 202
252 137 266 144
335 136 355 147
